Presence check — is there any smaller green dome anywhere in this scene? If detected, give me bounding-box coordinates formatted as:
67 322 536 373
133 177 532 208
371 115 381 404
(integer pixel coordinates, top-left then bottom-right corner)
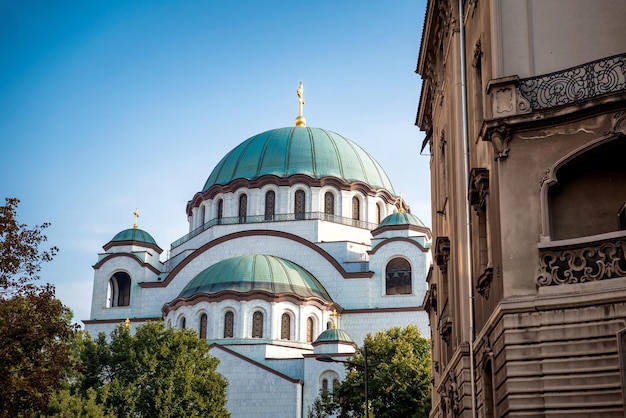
111 228 157 246
313 328 355 345
377 212 425 228
179 255 332 300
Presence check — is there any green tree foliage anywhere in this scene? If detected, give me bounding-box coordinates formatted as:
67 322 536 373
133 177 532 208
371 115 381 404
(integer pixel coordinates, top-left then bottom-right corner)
0 197 74 417
0 197 58 297
71 322 230 418
309 325 431 418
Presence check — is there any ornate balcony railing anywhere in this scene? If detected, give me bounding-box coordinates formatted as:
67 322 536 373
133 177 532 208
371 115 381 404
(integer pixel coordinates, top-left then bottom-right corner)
171 212 377 249
536 233 626 286
519 52 626 111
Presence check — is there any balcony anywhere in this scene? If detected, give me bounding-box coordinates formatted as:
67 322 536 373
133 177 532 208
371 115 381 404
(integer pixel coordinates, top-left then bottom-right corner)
170 212 377 249
536 231 626 286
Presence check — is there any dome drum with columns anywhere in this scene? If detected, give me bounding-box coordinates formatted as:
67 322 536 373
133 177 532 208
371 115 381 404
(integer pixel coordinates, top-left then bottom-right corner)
84 85 431 418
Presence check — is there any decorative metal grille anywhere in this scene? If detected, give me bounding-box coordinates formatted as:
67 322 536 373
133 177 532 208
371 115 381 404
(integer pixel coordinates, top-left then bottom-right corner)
295 190 305 220
199 313 207 339
265 191 275 220
352 196 360 221
324 192 334 215
224 311 234 338
519 53 626 110
252 311 263 338
281 313 290 340
385 258 412 295
536 239 626 286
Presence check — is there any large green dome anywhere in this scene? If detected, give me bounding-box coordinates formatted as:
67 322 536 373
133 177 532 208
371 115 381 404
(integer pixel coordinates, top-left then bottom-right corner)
202 127 395 193
178 254 332 300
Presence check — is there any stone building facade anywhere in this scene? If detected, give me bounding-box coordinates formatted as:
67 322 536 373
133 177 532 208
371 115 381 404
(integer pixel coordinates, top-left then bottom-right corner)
416 0 626 417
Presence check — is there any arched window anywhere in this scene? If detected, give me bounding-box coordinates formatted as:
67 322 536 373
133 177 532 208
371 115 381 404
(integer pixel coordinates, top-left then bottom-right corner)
306 317 314 343
179 316 186 329
294 189 306 220
199 205 206 228
238 194 247 223
281 313 291 340
324 192 335 218
224 311 234 338
327 321 332 330
199 313 208 339
265 190 275 221
252 311 263 338
377 202 383 224
217 199 224 224
352 196 360 221
322 379 329 393
107 271 131 307
386 258 412 295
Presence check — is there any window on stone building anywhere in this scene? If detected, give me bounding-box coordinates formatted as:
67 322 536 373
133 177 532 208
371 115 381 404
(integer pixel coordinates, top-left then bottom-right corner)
306 316 314 343
483 359 495 418
352 196 360 221
238 194 247 223
265 190 275 221
252 311 264 338
281 313 291 340
199 313 208 339
107 271 131 307
324 192 335 218
385 258 412 295
217 199 224 224
377 202 383 224
322 379 329 393
295 190 306 220
224 311 234 338
198 205 206 228
179 316 186 329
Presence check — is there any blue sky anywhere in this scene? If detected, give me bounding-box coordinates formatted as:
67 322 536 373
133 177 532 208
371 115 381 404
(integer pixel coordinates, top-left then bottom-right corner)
0 0 429 324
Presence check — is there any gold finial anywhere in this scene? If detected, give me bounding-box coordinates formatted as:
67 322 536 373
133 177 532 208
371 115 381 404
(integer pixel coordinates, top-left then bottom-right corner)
124 318 131 328
330 309 339 329
295 82 306 127
133 209 139 229
395 193 405 213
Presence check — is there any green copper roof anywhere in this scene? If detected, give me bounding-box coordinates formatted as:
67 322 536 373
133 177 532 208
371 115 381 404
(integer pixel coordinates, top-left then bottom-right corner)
178 254 332 300
111 228 157 245
377 212 426 228
202 127 395 193
313 328 355 344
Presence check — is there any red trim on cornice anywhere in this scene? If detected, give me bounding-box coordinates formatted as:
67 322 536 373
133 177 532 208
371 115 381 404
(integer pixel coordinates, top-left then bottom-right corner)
139 229 374 289
162 290 339 316
209 343 304 385
372 224 432 239
103 240 163 254
93 253 162 275
186 174 398 215
367 237 430 255
81 316 162 325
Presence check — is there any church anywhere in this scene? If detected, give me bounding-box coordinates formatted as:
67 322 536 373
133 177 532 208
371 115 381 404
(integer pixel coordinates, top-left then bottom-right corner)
83 84 431 417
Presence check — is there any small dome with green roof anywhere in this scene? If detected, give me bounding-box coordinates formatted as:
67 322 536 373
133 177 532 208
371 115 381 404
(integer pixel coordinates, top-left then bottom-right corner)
202 127 395 193
377 212 426 229
110 228 158 246
313 328 355 345
178 254 332 300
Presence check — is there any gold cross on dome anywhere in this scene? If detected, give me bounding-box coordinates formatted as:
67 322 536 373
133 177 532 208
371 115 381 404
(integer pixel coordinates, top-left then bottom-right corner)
330 309 340 329
133 209 139 229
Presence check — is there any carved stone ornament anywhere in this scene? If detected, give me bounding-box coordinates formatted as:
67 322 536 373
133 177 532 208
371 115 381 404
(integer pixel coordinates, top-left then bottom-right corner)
487 125 512 160
487 76 532 119
435 236 451 275
476 267 493 299
439 316 453 345
468 168 489 211
611 111 626 136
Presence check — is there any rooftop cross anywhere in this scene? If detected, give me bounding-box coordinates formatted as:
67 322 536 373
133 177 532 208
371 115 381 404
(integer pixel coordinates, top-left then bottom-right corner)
295 82 306 127
133 209 139 229
330 309 339 329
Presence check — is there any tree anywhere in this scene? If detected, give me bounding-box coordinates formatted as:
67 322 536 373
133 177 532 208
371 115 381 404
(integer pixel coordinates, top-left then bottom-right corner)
70 321 230 418
0 197 74 417
309 325 431 418
0 197 58 297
